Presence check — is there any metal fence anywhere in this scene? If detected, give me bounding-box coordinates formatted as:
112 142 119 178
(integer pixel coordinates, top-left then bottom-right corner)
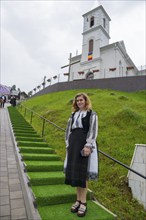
18 103 146 181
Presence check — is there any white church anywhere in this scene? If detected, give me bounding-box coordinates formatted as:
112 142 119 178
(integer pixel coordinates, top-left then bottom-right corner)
62 4 138 81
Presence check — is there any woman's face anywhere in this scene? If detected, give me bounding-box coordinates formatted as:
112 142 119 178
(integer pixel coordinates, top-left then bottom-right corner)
76 95 86 110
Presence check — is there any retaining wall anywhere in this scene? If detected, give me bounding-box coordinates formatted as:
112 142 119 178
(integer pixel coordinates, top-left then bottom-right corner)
128 144 146 210
33 75 146 97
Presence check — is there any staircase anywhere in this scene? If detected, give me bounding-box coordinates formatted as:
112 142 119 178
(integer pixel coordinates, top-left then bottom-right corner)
8 107 116 220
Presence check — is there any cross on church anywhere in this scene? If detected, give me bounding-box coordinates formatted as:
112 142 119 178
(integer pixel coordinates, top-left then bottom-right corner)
61 53 80 81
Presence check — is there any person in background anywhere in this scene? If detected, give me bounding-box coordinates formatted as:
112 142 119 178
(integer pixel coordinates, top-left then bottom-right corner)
1 95 6 108
0 96 3 108
64 92 98 217
10 96 16 107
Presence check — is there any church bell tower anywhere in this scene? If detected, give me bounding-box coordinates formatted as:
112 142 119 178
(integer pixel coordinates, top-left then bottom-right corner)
80 5 111 64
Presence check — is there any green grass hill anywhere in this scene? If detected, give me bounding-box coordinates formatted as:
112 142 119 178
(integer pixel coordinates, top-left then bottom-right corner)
18 89 146 220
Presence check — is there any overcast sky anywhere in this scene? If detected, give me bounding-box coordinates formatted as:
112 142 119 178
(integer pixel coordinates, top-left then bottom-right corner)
1 0 145 93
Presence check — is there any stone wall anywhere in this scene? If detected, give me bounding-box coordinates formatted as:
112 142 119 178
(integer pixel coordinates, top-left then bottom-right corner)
33 75 146 97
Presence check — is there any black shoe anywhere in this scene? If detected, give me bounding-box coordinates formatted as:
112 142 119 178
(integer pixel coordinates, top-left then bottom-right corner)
77 202 87 217
71 200 81 213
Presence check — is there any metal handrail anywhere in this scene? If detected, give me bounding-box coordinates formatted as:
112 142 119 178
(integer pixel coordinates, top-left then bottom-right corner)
20 104 65 132
98 150 146 180
18 103 146 180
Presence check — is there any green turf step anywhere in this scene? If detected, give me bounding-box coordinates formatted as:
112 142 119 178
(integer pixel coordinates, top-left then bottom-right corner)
28 171 65 185
32 184 91 206
19 147 55 154
11 119 28 122
21 153 60 161
16 137 44 142
12 122 30 125
38 200 115 220
13 127 35 131
12 123 33 126
13 128 36 133
17 141 50 147
14 130 37 134
25 161 63 172
13 125 33 129
15 133 40 137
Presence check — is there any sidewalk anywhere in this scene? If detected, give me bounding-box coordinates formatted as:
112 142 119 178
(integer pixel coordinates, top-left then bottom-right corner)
0 104 28 220
0 105 40 220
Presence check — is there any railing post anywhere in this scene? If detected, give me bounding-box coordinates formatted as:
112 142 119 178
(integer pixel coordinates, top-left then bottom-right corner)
30 112 33 124
42 119 45 137
24 108 26 117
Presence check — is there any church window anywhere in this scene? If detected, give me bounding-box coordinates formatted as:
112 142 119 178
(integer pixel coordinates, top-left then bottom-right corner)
89 39 93 53
90 16 94 27
103 18 106 28
88 39 93 61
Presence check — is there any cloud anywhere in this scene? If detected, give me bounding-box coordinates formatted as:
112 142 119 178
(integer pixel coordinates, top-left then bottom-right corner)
1 0 145 93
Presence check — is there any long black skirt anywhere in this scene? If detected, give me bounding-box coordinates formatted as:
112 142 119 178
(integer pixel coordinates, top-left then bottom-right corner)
65 128 89 188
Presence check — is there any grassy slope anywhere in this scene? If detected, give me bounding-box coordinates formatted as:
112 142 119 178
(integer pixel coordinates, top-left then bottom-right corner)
19 89 146 220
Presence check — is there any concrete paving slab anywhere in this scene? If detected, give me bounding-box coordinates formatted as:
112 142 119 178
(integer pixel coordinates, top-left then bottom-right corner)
11 199 25 209
0 205 10 217
11 207 27 220
0 105 41 220
0 196 9 205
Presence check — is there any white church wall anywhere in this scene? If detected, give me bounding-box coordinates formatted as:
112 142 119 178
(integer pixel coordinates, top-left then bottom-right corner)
100 46 136 78
100 47 117 78
70 62 80 81
100 29 109 47
116 47 136 77
81 32 100 63
114 47 128 77
98 8 110 37
83 7 103 32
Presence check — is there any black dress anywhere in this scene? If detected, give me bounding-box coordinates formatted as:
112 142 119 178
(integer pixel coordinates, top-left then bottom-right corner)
65 128 89 188
65 111 92 188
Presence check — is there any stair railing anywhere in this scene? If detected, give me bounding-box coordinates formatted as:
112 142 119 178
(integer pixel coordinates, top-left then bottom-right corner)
18 103 146 180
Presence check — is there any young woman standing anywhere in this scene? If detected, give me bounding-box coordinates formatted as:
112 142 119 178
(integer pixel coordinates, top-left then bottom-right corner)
64 92 98 217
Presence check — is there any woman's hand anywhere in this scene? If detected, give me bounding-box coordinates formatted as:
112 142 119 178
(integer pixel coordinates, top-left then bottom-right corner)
83 146 91 157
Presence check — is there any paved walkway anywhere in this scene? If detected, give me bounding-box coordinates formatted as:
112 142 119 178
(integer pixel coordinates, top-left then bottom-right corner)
0 105 40 220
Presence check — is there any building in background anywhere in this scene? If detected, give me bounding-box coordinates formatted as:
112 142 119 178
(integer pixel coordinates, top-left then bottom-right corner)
62 5 139 81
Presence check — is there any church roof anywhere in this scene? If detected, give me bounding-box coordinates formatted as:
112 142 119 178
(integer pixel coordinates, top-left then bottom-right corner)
82 5 111 21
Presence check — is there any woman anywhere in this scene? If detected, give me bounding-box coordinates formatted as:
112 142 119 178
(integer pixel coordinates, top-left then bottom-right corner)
64 92 98 217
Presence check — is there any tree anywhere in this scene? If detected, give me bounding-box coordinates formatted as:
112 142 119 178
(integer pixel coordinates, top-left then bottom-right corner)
10 85 16 91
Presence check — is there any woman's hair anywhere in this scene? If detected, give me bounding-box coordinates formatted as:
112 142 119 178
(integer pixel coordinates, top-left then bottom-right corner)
72 93 92 112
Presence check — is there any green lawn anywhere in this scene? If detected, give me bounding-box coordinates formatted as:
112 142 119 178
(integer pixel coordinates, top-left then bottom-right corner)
9 106 116 219
16 89 146 219
38 201 115 220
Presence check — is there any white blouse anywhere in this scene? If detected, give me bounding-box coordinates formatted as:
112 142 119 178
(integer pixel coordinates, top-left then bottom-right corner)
65 110 98 149
71 110 87 129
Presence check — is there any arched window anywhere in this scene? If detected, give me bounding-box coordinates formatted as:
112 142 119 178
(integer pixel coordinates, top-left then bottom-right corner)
103 18 106 28
86 71 94 80
88 39 93 61
90 16 94 27
119 60 123 76
89 39 93 53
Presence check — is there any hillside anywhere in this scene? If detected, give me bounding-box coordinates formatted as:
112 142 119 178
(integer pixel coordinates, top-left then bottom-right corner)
19 89 146 219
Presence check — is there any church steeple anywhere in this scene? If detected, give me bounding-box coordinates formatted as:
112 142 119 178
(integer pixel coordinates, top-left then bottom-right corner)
81 5 111 63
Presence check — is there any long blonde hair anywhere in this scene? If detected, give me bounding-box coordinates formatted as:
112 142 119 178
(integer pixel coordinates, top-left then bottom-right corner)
72 93 92 112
